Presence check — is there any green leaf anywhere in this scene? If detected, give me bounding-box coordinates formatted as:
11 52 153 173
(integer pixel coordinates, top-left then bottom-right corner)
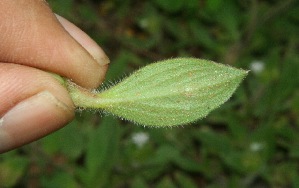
0 156 29 187
156 176 177 188
175 172 198 188
68 58 247 127
84 117 120 187
41 171 79 188
154 0 184 13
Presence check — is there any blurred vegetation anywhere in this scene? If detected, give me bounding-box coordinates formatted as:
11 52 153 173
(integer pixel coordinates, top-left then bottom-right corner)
1 0 299 187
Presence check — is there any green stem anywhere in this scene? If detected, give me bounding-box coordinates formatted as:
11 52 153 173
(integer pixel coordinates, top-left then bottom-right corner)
65 80 109 109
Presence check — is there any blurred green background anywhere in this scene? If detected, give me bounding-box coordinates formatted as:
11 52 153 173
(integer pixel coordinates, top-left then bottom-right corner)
1 0 299 187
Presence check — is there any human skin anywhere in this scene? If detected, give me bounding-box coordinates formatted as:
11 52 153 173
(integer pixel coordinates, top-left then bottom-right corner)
0 0 109 153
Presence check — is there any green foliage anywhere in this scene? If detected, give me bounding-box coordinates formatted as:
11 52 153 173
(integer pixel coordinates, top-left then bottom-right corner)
68 58 247 126
1 0 299 187
0 154 29 186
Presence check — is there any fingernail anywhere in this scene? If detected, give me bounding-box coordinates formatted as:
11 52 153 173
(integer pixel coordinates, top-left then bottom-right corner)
55 14 110 66
88 47 110 66
0 91 74 153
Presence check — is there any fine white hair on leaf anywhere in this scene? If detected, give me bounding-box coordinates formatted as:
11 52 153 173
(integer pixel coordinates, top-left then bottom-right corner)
68 58 248 127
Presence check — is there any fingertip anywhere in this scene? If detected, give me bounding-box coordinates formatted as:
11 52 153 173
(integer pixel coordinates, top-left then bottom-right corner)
0 1 109 89
56 14 110 66
55 14 110 89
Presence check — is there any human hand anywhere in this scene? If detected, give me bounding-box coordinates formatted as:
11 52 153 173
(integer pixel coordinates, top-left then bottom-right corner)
0 0 109 153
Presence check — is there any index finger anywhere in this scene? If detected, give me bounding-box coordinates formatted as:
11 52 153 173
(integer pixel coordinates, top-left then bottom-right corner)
0 0 109 89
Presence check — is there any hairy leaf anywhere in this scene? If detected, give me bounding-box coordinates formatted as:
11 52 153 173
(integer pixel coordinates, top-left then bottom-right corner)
68 58 248 127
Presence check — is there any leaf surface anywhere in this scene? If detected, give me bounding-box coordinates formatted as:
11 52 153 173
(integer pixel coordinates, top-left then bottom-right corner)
69 58 247 127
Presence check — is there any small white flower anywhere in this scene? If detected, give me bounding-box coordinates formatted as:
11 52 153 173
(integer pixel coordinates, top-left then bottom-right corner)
250 142 264 152
132 132 149 148
249 60 265 74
